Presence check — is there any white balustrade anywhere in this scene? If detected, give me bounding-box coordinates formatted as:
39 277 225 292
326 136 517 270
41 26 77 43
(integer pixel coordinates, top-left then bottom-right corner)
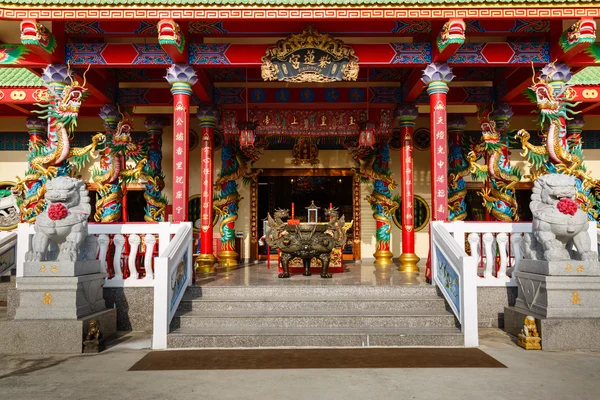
15 222 183 287
0 231 17 277
153 222 193 350
430 221 478 347
443 221 598 287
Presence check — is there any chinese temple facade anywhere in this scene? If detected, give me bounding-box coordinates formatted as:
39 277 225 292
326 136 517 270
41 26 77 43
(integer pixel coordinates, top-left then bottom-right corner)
1 1 600 349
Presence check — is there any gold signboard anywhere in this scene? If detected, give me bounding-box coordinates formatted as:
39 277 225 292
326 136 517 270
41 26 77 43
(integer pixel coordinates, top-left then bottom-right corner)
261 27 359 83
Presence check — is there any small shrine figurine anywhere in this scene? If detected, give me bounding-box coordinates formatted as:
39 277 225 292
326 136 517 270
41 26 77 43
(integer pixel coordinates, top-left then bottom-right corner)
83 320 105 353
517 316 541 350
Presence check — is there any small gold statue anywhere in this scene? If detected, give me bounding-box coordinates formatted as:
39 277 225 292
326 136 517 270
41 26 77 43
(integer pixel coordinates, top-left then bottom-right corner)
83 320 105 353
517 316 541 350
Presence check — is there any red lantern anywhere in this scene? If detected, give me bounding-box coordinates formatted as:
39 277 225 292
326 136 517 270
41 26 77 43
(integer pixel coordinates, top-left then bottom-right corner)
359 121 376 149
238 121 256 148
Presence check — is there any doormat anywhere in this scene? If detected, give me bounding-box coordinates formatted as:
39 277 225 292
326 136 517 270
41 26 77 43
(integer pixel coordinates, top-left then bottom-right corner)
129 348 506 370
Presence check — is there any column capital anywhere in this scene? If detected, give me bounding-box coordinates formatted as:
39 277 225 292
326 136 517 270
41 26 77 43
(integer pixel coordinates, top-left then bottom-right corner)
196 105 220 128
395 104 418 127
490 102 514 132
166 64 197 95
540 62 572 84
25 116 47 133
567 115 585 133
99 104 119 129
447 115 467 132
421 63 454 95
41 64 73 85
144 116 170 133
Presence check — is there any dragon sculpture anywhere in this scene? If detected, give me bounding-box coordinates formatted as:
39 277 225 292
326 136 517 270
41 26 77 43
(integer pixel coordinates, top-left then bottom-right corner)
514 62 598 221
468 104 522 222
213 142 261 259
157 20 185 54
559 18 596 54
92 106 147 223
20 20 57 54
447 116 469 221
143 116 168 222
437 19 466 53
353 141 398 257
14 64 104 223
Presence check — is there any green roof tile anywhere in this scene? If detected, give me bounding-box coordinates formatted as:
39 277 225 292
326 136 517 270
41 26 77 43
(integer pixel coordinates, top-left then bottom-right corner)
570 67 600 86
0 0 596 5
0 68 44 88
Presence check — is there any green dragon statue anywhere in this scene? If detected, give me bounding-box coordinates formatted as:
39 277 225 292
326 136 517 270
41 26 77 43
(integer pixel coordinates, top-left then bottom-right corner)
514 62 598 222
92 106 147 223
14 64 103 222
468 104 522 222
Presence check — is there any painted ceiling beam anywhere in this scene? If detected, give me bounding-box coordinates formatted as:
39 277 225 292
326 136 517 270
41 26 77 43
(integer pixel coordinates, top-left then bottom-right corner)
552 18 597 62
191 68 213 103
498 67 538 102
62 20 551 38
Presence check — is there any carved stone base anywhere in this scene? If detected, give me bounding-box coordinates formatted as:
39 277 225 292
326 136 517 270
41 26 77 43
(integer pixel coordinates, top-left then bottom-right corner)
514 271 600 318
15 273 107 320
518 259 600 277
83 339 106 354
517 334 541 350
0 308 116 355
505 306 600 351
23 260 102 277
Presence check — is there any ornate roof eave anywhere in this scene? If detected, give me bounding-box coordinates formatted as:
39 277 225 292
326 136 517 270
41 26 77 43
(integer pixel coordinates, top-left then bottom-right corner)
1 4 600 21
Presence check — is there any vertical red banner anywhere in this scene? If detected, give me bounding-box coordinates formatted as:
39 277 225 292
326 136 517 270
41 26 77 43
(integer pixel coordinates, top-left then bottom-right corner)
401 126 415 254
200 127 213 255
172 96 190 222
430 93 448 221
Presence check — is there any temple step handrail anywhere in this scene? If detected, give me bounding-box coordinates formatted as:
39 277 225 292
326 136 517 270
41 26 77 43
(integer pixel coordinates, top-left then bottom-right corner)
152 222 193 350
442 221 597 287
0 231 17 277
15 222 183 287
430 221 478 347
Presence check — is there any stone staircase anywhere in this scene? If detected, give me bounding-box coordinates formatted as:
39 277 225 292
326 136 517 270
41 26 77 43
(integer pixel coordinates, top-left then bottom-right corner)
167 285 464 348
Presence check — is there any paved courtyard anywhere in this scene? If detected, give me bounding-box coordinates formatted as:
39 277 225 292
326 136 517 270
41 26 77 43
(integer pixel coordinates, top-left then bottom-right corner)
0 329 598 400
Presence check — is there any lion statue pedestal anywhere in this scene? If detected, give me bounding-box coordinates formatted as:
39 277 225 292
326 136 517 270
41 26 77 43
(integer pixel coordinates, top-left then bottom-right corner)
6 177 117 354
504 174 600 351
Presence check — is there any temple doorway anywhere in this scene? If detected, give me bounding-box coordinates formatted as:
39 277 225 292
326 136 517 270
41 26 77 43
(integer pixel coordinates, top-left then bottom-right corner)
254 168 358 261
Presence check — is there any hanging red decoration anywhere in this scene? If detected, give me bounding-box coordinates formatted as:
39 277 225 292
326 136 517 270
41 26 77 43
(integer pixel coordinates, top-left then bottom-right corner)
238 121 257 147
358 121 376 149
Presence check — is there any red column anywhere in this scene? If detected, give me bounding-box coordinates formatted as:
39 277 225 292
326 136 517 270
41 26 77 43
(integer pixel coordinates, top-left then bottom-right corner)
195 105 219 274
395 106 420 273
166 64 197 223
422 63 453 282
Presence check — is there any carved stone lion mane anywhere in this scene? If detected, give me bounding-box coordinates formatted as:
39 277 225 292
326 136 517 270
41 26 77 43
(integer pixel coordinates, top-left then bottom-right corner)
522 174 596 261
26 176 97 262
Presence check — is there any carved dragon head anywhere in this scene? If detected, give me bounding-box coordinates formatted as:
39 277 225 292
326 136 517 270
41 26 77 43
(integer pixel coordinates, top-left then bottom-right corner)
566 18 596 46
34 64 90 133
157 20 184 49
20 19 56 53
439 19 466 46
477 106 500 144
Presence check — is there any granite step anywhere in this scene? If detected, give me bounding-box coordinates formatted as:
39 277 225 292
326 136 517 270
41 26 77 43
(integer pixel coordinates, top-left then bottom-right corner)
183 285 439 300
170 309 459 330
177 296 449 313
167 326 464 348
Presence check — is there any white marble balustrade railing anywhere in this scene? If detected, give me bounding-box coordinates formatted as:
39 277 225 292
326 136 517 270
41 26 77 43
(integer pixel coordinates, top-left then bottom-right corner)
442 221 598 287
16 222 182 287
0 231 17 277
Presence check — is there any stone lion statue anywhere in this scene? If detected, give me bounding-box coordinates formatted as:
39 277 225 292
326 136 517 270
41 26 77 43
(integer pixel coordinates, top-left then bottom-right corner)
522 174 596 261
26 177 97 262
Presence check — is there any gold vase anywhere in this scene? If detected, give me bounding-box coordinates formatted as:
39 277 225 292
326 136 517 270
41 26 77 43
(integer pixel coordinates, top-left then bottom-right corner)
218 250 239 271
398 253 420 273
373 249 394 266
195 253 217 274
